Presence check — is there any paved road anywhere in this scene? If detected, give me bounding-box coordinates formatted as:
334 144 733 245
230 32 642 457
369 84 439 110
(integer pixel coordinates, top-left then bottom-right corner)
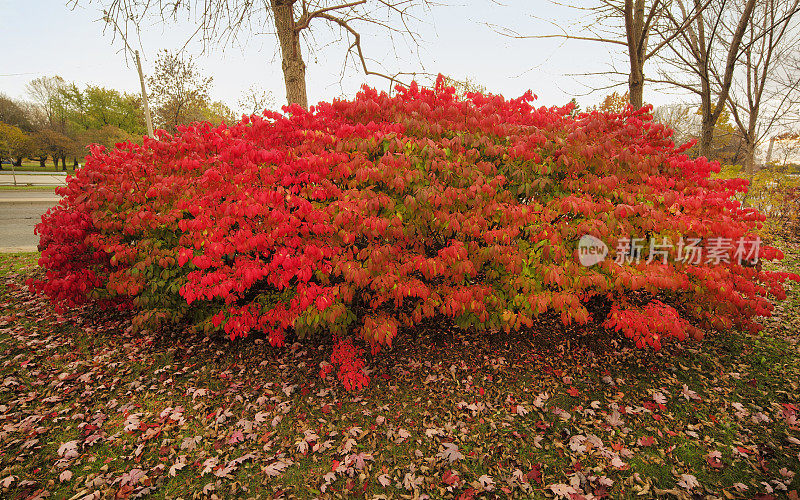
0 191 61 253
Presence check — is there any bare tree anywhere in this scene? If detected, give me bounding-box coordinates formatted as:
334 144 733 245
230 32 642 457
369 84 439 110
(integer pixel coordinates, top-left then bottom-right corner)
491 0 712 109
80 0 432 108
653 103 697 145
0 95 35 132
721 0 800 175
238 85 276 115
148 50 214 133
439 75 487 98
653 0 757 158
26 76 69 133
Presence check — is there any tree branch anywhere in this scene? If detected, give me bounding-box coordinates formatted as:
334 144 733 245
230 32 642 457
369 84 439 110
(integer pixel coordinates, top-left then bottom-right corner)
314 11 411 87
295 0 367 32
487 22 629 46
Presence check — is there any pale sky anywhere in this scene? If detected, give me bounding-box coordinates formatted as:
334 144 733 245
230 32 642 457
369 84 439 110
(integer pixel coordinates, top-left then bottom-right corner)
0 0 687 113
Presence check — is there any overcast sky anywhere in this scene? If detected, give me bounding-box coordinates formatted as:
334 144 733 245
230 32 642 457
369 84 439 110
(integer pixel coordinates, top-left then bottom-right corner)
0 0 689 113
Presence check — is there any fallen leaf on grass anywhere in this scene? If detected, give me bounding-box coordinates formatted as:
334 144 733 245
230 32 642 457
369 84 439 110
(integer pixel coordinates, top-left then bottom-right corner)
436 442 464 463
706 450 724 469
549 483 577 497
57 440 79 459
681 384 700 401
263 459 292 477
477 474 494 491
637 436 655 447
677 474 700 490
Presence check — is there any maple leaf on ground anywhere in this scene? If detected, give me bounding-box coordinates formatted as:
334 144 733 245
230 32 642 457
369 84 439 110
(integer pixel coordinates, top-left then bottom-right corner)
425 427 443 438
119 468 146 487
227 429 245 444
569 435 587 452
549 483 577 498
534 392 550 408
443 469 460 486
341 437 357 453
57 440 79 459
0 476 16 488
681 384 700 401
610 456 627 469
201 457 219 475
192 388 209 399
123 413 142 432
403 472 423 490
677 474 700 490
637 436 656 447
437 442 464 463
296 439 309 455
706 450 724 469
377 474 391 487
263 459 292 477
169 458 187 477
347 452 373 470
527 465 543 484
58 470 72 482
180 435 202 451
606 410 623 427
230 454 256 467
84 434 102 446
653 392 667 405
478 474 495 491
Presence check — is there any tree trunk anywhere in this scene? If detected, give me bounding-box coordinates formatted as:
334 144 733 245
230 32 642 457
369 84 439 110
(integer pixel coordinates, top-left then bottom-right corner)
625 0 646 109
699 117 715 158
60 156 66 170
740 140 757 206
744 141 756 176
52 156 58 168
272 0 308 108
628 68 645 109
38 157 46 168
764 136 776 167
13 157 22 167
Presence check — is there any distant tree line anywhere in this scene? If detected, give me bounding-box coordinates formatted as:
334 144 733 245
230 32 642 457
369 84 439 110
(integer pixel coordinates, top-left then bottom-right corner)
0 50 249 170
590 90 800 171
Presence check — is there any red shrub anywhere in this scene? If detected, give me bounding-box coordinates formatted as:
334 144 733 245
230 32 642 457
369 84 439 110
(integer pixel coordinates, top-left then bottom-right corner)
31 76 798 389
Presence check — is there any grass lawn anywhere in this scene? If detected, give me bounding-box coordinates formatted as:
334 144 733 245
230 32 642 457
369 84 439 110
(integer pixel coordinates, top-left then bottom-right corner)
0 162 76 173
0 186 59 192
0 242 798 499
